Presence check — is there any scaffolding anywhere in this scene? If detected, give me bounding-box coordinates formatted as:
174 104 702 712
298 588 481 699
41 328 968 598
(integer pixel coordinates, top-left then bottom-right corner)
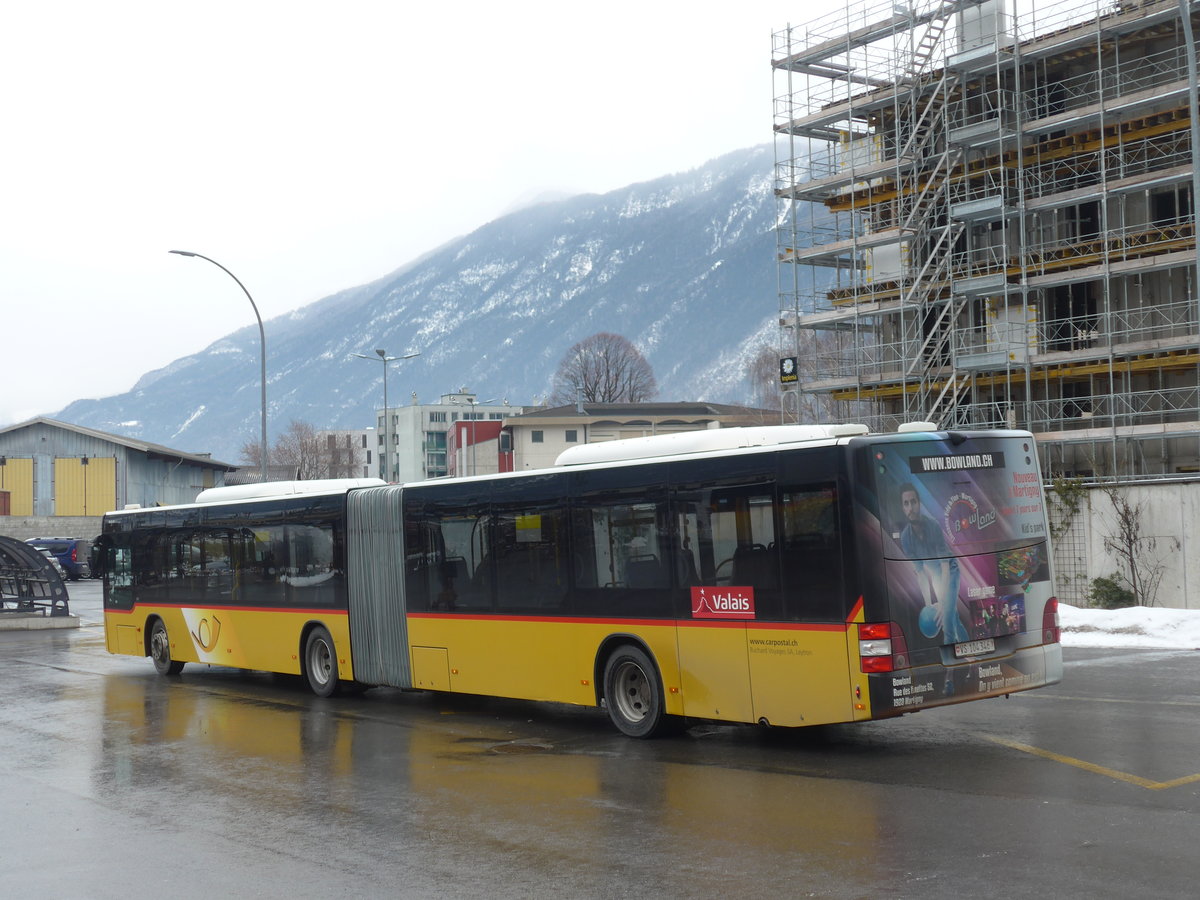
774 0 1200 478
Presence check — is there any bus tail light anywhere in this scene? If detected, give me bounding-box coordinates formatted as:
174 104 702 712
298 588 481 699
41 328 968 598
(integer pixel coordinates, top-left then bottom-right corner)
1042 597 1060 644
858 622 909 673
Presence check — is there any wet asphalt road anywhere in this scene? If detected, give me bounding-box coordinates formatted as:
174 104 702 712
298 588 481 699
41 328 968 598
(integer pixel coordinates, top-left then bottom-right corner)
3 581 1199 899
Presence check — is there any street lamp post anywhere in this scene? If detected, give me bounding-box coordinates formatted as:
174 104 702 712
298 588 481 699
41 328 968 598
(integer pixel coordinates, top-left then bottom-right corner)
169 250 269 484
466 396 499 477
353 349 419 482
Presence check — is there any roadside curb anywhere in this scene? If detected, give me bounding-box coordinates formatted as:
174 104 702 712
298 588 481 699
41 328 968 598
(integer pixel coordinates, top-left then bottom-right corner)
0 614 81 632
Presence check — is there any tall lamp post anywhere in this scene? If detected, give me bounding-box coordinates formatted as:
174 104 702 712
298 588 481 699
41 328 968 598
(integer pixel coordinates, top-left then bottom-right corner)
353 349 419 481
169 250 268 484
465 396 499 477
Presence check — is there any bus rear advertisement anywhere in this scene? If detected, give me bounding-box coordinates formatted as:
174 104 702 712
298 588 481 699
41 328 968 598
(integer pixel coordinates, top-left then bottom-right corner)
99 424 1063 737
857 432 1059 716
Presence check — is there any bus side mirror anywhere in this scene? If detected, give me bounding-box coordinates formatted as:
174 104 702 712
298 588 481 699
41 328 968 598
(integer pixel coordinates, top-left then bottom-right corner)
91 535 110 577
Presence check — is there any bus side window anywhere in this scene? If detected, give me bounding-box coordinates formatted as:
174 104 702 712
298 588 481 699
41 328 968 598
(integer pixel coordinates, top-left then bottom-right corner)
406 512 492 612
779 485 843 621
105 542 134 610
234 524 286 607
284 522 341 607
404 516 446 612
672 483 784 619
492 506 569 611
569 498 672 617
440 515 492 610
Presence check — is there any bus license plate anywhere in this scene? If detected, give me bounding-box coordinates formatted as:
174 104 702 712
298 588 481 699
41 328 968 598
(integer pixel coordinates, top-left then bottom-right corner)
954 638 995 658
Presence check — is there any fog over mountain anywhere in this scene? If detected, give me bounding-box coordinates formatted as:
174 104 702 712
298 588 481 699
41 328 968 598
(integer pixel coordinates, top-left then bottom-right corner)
59 145 810 463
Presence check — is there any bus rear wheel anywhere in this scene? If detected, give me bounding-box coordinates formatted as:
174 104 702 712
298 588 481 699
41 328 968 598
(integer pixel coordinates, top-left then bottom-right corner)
304 626 341 698
603 645 672 738
149 620 184 676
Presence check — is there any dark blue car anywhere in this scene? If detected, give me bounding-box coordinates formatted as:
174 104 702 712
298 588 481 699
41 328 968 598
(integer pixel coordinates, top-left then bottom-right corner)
25 537 92 581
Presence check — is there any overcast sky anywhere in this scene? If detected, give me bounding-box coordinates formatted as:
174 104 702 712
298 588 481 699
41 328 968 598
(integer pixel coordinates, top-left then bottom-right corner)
1 0 848 427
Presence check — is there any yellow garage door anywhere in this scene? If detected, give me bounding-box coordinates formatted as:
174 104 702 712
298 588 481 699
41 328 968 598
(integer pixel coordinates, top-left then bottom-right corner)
0 458 34 516
55 457 117 516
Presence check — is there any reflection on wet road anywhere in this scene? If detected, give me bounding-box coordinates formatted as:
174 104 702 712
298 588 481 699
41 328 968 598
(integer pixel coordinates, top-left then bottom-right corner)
4 585 1199 898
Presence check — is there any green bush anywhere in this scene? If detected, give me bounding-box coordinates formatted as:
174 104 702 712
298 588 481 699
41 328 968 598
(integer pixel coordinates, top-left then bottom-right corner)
1088 575 1136 609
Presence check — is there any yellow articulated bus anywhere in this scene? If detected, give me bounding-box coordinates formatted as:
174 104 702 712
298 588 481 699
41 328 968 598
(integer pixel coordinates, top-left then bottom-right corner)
100 424 1063 737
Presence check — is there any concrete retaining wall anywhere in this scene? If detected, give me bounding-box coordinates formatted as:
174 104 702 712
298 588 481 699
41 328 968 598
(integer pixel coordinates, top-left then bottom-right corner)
0 517 103 542
1051 481 1200 610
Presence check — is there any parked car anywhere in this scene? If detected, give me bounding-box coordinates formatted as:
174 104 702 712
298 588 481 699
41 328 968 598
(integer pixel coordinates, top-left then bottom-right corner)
25 537 91 580
32 547 67 579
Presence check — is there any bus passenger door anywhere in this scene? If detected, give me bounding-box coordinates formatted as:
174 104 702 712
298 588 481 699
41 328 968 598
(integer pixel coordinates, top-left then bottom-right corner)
676 617 753 723
746 484 853 728
672 484 773 724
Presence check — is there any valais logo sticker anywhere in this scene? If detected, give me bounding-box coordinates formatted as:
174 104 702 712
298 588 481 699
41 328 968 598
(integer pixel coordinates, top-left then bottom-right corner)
691 586 756 619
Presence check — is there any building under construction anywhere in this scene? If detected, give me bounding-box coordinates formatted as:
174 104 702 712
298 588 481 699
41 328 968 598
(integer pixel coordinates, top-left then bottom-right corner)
774 0 1199 478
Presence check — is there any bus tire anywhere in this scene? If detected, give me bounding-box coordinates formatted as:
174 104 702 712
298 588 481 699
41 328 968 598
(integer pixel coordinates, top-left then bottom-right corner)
149 619 185 677
603 645 671 738
304 626 341 698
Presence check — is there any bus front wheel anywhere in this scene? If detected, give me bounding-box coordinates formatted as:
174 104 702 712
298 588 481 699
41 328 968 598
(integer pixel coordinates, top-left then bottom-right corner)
149 620 184 677
304 626 341 698
603 645 671 738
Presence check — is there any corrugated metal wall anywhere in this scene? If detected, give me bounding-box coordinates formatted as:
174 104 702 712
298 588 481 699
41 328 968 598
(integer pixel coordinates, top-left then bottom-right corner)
54 457 116 516
346 485 413 687
0 458 34 516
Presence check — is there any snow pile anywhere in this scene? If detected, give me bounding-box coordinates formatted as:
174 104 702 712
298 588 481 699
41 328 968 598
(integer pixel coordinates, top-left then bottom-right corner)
1059 603 1200 650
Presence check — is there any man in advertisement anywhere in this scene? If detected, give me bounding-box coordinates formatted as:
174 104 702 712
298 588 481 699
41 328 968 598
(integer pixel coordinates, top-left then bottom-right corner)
898 483 970 646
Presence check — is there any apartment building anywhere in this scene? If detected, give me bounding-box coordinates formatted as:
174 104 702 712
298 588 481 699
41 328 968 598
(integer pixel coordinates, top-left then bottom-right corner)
504 402 781 471
774 0 1199 477
316 428 375 479
377 390 519 482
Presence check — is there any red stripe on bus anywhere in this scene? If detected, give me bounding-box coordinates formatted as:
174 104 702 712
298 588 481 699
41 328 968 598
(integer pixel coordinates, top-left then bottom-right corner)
407 612 679 627
846 595 864 623
105 603 349 616
407 612 849 632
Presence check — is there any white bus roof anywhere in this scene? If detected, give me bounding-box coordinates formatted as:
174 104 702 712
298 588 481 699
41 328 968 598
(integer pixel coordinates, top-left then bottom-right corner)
193 477 386 505
553 424 870 467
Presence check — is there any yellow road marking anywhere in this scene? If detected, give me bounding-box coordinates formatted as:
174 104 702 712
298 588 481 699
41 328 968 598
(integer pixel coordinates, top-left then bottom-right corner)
1023 693 1200 709
984 734 1200 791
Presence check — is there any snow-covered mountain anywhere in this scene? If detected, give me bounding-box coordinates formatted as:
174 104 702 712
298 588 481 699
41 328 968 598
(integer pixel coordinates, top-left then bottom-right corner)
59 145 808 463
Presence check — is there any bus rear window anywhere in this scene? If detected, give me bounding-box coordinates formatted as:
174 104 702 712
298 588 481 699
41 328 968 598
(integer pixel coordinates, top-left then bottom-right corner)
871 436 1046 559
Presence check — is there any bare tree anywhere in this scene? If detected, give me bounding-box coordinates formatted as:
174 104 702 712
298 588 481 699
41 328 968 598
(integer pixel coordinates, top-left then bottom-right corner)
748 343 784 411
273 420 325 480
239 439 268 470
1100 486 1179 607
240 421 328 480
551 333 657 404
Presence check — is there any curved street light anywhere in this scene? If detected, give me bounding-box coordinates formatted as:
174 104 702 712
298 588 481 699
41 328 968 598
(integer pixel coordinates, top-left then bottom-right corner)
169 250 268 484
353 349 419 481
